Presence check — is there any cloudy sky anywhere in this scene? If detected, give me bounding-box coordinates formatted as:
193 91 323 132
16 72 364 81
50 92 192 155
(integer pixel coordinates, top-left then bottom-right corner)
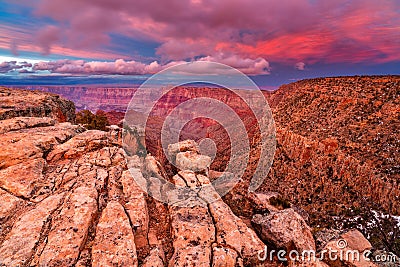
0 0 399 87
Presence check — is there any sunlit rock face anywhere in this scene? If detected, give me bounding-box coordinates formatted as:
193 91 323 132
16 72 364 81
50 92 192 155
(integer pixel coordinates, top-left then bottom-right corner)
0 88 282 266
0 87 76 122
124 77 399 255
1 74 398 265
18 86 136 112
260 76 400 254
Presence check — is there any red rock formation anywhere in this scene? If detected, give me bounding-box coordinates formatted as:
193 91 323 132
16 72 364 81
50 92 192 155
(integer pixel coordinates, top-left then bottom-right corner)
0 87 75 122
120 76 399 254
0 88 287 266
2 77 396 265
17 86 136 112
260 76 399 253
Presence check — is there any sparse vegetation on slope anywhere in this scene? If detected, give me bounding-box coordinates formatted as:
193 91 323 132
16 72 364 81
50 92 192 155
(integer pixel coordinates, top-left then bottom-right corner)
76 109 109 131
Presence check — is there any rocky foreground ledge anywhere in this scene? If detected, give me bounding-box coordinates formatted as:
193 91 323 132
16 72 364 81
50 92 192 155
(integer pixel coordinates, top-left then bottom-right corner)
0 87 376 267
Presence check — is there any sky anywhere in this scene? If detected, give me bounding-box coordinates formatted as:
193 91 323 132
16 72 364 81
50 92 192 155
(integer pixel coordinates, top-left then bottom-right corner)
0 0 399 88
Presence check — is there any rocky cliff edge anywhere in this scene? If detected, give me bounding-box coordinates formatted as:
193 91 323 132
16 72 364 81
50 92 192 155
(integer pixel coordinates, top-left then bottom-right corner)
0 88 377 267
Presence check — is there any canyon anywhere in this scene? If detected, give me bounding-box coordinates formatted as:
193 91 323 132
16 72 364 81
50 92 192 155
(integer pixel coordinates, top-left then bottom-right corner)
1 75 399 266
0 87 322 267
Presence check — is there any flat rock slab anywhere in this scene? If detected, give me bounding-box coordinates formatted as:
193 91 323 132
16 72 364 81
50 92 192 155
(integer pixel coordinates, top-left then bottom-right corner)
0 188 23 221
38 187 98 266
47 130 109 162
0 117 56 134
0 158 46 199
92 201 138 267
0 193 64 267
121 170 149 250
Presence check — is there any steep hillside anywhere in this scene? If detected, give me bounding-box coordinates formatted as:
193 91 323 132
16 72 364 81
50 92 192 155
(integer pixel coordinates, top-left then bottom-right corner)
271 76 399 179
260 76 400 253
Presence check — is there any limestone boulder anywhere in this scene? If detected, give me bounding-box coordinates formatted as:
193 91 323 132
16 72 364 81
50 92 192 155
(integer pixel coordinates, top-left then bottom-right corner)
251 208 315 252
175 151 211 173
323 229 377 267
167 139 200 159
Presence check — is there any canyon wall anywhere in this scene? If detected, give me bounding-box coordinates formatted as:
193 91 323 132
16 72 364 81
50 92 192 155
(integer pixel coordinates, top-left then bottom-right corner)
9 76 400 254
0 87 316 266
0 87 76 122
264 76 399 216
19 86 136 112
262 76 400 252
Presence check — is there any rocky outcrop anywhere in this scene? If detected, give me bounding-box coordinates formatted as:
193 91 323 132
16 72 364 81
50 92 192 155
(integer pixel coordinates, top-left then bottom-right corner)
323 229 377 267
252 208 315 252
0 87 75 122
161 140 348 266
259 76 400 254
1 86 393 266
164 152 267 266
0 89 143 266
0 88 272 266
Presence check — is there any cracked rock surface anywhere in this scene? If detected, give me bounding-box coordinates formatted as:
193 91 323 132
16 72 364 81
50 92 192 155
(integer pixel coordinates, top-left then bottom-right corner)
0 88 377 267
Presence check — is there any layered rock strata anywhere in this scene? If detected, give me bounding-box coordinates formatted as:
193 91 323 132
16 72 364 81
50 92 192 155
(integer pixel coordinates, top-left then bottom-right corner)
0 87 383 267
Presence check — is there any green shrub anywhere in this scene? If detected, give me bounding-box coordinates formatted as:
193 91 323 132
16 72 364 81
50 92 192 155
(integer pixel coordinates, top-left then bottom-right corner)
76 110 109 131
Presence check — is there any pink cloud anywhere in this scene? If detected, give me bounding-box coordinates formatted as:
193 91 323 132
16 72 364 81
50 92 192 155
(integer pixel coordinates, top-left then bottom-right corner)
199 53 270 75
0 61 32 73
31 56 268 75
5 0 400 73
0 61 19 73
36 25 60 55
33 59 161 75
156 39 217 61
